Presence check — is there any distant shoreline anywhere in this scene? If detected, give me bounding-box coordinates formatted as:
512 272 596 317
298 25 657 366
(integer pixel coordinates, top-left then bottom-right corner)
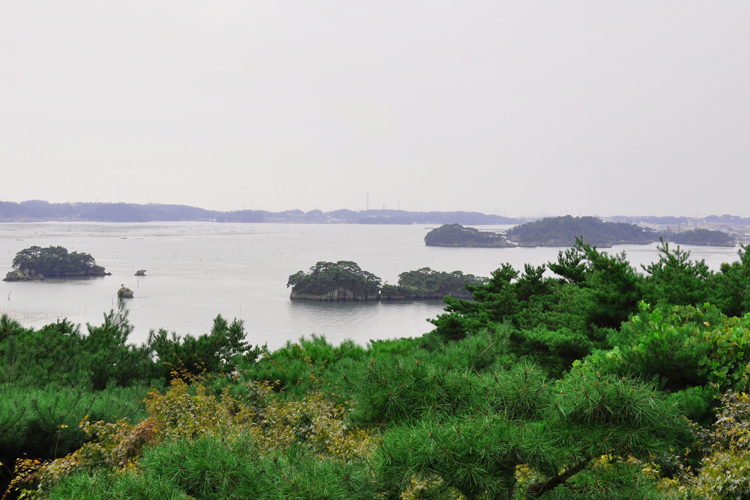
0 201 522 226
2 201 750 229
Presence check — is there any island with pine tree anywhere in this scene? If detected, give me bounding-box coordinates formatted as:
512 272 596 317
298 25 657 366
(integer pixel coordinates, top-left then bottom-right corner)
3 246 111 281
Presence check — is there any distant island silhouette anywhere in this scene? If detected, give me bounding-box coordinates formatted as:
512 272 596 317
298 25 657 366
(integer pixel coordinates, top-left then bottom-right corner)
424 223 515 247
0 200 521 225
426 217 736 248
1 201 749 237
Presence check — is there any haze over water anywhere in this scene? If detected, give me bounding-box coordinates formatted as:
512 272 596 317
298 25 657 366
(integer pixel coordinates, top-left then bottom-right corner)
0 223 742 350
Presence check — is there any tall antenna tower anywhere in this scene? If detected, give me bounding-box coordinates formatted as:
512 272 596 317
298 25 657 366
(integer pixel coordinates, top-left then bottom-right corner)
366 192 369 211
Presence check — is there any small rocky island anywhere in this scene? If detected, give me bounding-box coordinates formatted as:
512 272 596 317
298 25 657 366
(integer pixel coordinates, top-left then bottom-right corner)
424 223 515 247
287 261 488 302
3 245 111 281
287 261 381 301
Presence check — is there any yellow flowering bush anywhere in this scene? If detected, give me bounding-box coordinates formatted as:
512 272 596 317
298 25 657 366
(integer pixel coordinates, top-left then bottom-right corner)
7 373 376 498
660 391 750 500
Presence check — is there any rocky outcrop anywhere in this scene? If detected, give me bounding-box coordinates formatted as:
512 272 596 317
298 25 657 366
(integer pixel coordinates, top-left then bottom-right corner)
135 269 147 276
380 288 474 301
118 286 134 299
3 269 45 282
3 269 111 281
290 288 378 301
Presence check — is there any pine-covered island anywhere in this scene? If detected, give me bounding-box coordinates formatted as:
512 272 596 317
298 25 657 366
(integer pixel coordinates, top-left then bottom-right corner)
504 216 658 247
3 245 111 281
287 261 488 301
424 223 514 247
666 228 735 247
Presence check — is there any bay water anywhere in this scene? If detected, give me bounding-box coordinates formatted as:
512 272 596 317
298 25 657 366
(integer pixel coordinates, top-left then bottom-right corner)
0 222 742 350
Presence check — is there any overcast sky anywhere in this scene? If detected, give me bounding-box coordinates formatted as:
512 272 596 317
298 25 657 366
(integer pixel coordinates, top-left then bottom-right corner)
1 2 749 217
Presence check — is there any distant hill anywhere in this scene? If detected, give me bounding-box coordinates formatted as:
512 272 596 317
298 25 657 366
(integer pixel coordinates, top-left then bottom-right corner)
665 229 735 247
505 216 658 247
424 224 515 247
0 200 523 225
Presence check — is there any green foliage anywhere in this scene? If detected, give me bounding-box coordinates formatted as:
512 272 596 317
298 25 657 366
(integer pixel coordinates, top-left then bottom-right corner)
151 315 260 380
548 246 589 286
10 376 378 500
430 264 521 342
377 369 683 499
586 302 750 393
576 239 643 329
713 244 750 317
42 438 379 500
661 391 750 499
641 240 713 307
0 383 149 491
506 326 594 378
84 303 157 390
10 245 107 277
0 301 156 391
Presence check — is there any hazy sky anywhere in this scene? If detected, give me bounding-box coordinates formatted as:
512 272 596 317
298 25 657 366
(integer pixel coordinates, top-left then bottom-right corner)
2 2 749 217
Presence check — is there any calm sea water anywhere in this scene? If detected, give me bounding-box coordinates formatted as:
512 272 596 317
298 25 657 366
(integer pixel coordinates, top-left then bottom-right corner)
0 222 742 350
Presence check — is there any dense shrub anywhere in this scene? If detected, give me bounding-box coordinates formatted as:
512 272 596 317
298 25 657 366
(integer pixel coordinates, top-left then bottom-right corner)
583 302 750 394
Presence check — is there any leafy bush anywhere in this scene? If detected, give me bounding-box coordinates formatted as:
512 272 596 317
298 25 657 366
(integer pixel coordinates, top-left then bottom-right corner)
661 391 750 500
585 302 750 394
8 374 378 499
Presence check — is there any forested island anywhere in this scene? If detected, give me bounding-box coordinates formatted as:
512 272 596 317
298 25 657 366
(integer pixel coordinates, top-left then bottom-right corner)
3 246 110 281
428 217 737 248
666 228 735 246
424 223 515 247
287 261 381 301
287 261 487 301
381 268 488 300
3 241 750 498
505 215 658 247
